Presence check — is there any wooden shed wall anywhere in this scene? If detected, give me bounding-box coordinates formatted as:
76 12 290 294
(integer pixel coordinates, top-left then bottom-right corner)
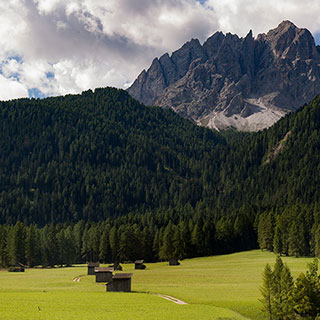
96 272 113 283
106 278 131 292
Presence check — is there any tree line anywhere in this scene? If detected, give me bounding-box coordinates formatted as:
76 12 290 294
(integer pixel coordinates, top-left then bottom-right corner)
2 88 320 259
257 202 320 258
261 257 320 319
0 206 257 267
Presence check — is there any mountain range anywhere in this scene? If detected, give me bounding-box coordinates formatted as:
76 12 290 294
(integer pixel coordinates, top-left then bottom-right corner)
128 21 320 131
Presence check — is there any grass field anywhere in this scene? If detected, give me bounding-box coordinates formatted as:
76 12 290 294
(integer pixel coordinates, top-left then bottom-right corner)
0 250 315 320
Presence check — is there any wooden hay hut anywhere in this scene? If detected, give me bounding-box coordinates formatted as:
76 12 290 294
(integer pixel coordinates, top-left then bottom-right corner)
95 267 114 283
169 258 180 266
106 273 132 292
87 262 100 275
134 260 146 270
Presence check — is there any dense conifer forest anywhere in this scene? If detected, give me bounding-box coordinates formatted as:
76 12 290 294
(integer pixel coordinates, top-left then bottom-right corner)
1 87 320 266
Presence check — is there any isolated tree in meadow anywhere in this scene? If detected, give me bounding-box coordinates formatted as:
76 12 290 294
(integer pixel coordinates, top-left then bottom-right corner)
260 256 294 320
292 259 320 319
278 264 294 318
260 263 274 320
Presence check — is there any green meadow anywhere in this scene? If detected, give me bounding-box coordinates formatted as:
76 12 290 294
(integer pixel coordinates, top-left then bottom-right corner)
0 250 314 320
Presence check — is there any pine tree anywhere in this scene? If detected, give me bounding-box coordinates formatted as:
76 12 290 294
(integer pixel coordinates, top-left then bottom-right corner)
0 225 9 267
260 263 274 320
45 224 59 267
159 222 175 260
292 259 320 319
273 224 283 256
279 264 294 318
271 256 285 317
25 225 40 267
260 256 294 320
8 221 26 266
109 226 119 262
288 221 306 257
257 211 274 252
313 225 320 257
99 226 110 263
152 229 160 260
63 226 76 266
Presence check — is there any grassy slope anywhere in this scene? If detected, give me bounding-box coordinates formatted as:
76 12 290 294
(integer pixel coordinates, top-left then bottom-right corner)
0 250 314 320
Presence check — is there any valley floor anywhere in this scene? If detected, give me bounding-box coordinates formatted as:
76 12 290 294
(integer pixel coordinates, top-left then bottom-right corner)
0 250 314 319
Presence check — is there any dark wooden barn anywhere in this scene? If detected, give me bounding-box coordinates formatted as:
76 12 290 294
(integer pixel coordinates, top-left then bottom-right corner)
134 260 146 270
106 273 133 292
169 258 180 266
87 262 100 275
95 267 114 282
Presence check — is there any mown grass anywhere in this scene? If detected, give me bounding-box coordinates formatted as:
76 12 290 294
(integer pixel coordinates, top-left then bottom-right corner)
0 250 314 319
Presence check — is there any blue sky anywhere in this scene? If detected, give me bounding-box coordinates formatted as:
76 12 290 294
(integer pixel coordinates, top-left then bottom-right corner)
1 0 320 100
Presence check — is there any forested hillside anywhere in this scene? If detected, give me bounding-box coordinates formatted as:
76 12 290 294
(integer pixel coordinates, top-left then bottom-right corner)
0 87 224 225
1 87 320 266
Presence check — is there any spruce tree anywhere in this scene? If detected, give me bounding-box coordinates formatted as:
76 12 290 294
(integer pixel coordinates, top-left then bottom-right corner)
25 225 40 267
279 264 294 318
99 226 110 263
0 225 9 267
260 263 274 320
159 222 175 260
8 221 26 266
292 259 320 319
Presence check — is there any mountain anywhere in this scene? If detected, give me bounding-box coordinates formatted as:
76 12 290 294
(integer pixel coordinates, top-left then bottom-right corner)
128 21 320 131
2 86 320 227
2 87 320 262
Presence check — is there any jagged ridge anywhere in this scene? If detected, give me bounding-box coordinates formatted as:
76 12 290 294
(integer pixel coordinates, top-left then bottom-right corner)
128 21 320 131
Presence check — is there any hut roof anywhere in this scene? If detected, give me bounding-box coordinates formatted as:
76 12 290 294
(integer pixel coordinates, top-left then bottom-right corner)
135 260 144 264
88 262 100 267
94 267 114 273
112 273 133 279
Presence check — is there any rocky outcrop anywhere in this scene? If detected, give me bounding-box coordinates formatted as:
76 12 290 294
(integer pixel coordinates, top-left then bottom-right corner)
128 21 320 131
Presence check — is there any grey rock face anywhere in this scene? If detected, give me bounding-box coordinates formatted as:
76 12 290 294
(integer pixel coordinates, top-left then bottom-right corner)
128 21 320 131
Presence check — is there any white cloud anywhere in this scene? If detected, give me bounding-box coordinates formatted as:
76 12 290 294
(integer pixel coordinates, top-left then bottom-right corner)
1 0 320 100
0 74 28 100
205 0 320 37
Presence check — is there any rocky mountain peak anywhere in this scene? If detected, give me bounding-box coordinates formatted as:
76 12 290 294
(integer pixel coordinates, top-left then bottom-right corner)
128 21 320 131
263 20 317 60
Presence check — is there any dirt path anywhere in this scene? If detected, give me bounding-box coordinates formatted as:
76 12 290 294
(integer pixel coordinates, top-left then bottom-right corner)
155 294 188 305
72 275 83 282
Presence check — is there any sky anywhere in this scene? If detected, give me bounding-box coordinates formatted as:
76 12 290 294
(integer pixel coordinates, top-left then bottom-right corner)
1 0 320 100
